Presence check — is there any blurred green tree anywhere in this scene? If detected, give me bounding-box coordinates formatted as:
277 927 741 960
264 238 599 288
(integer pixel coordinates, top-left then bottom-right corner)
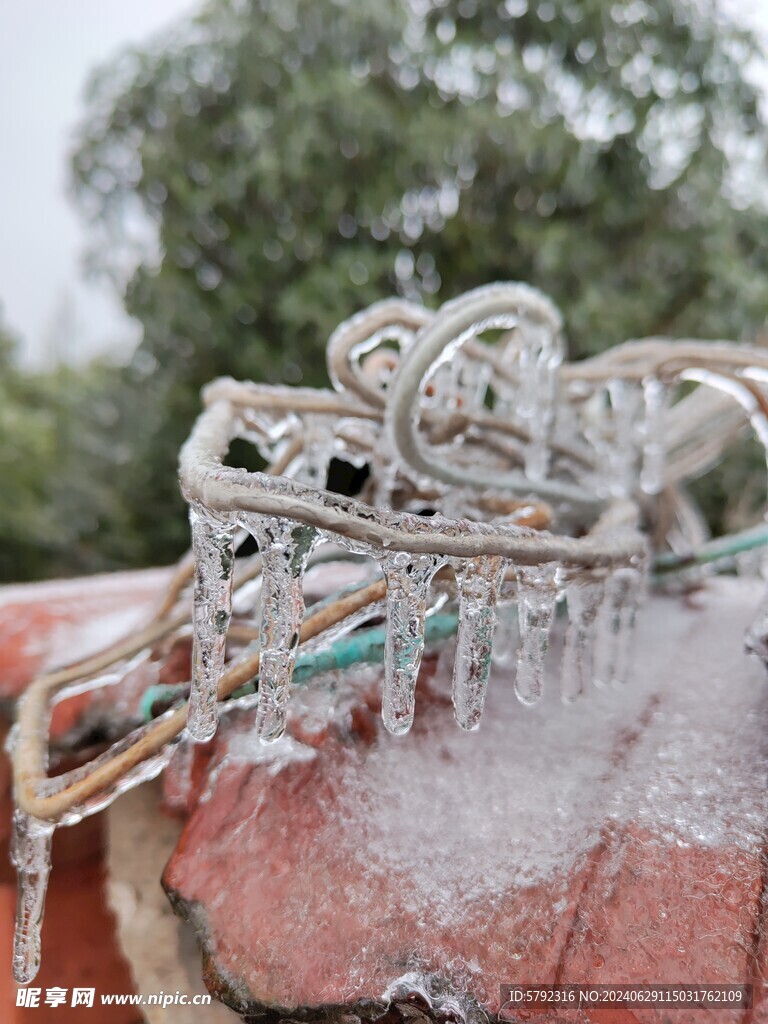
0 312 150 580
0 321 59 581
34 0 768 573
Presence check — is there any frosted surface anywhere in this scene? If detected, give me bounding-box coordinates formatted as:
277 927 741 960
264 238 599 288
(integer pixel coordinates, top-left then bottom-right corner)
330 578 768 920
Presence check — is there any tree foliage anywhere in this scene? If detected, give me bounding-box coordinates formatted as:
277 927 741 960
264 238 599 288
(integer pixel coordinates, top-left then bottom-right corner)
0 318 130 579
10 0 768 580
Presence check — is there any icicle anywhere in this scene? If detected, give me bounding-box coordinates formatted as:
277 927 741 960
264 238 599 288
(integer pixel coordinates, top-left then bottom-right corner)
516 321 563 481
452 556 506 730
457 351 492 411
593 567 644 687
11 811 55 984
491 601 518 667
248 518 318 743
606 379 644 498
640 376 667 495
514 563 558 705
381 552 440 735
188 509 236 742
299 414 336 489
561 577 605 702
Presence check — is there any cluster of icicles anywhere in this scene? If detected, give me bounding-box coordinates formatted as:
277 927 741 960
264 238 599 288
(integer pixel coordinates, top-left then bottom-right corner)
186 506 647 744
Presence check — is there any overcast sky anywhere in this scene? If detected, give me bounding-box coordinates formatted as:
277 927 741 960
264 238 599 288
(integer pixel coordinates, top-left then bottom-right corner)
0 0 196 368
0 0 765 369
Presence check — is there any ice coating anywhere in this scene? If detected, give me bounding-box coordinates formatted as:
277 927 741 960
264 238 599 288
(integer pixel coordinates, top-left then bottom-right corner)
514 563 558 706
175 281 656 745
245 516 319 742
682 366 768 458
452 556 506 730
560 578 605 702
9 711 212 983
11 811 55 984
640 376 668 495
382 283 597 506
179 471 644 741
188 508 236 741
325 296 428 407
381 552 441 735
329 577 768 918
